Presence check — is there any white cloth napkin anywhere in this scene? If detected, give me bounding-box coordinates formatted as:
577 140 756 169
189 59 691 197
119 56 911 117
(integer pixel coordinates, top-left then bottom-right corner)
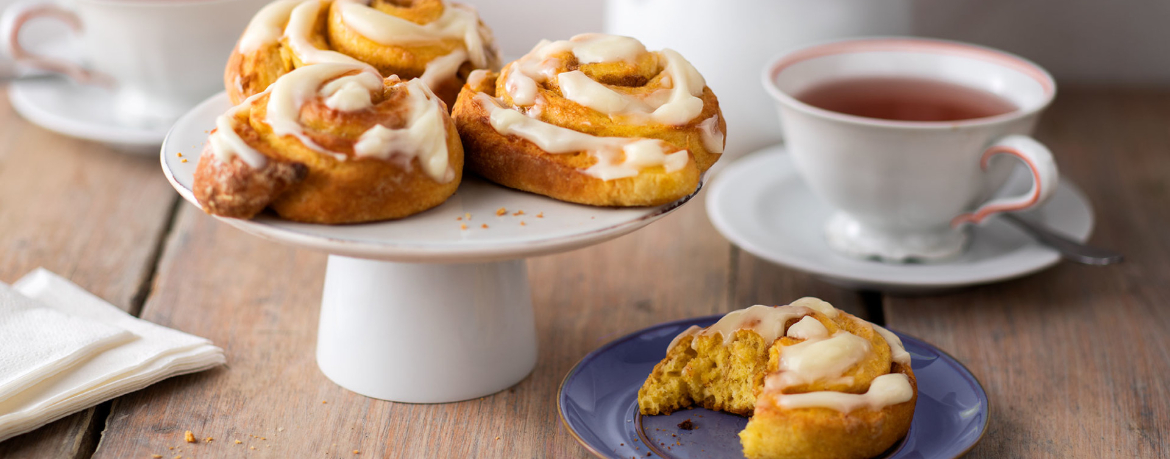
0 268 225 441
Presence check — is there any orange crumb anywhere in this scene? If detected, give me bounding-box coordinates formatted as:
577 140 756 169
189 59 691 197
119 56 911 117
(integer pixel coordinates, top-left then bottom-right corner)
205 437 213 443
495 436 500 440
261 437 267 440
168 447 174 450
460 224 468 230
322 400 328 404
464 212 472 220
152 455 162 458
496 207 507 216
250 446 256 450
353 450 360 455
180 159 188 163
520 221 526 226
172 455 181 459
456 216 462 221
536 212 544 218
234 440 242 445
481 224 488 229
513 210 525 216
176 152 182 157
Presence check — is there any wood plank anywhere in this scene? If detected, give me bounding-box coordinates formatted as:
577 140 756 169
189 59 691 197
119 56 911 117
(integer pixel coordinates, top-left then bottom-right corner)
884 89 1170 458
0 92 180 457
95 189 733 458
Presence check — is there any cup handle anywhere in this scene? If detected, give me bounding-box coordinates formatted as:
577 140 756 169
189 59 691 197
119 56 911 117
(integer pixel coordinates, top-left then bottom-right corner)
1 1 108 85
951 135 1060 227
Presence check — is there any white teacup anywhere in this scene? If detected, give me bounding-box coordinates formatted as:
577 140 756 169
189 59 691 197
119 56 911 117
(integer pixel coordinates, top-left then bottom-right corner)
1 0 266 127
762 37 1059 263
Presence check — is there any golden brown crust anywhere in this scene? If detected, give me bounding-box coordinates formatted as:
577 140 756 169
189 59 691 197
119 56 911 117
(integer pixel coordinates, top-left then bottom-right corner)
195 71 463 224
224 0 500 108
741 362 917 459
453 85 700 207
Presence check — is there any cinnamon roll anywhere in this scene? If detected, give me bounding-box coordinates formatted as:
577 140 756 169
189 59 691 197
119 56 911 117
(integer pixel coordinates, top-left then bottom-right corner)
451 34 726 207
638 298 916 459
194 62 463 224
225 0 500 107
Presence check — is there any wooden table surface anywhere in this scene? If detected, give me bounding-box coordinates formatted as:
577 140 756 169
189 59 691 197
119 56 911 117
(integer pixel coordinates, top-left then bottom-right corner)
0 87 1166 458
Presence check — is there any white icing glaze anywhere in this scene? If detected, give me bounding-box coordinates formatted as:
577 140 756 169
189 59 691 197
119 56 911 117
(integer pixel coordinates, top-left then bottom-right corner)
419 47 469 90
772 373 914 412
770 331 872 390
789 297 838 318
237 0 304 54
666 325 702 351
786 316 828 341
352 79 454 182
697 114 724 154
265 63 382 158
570 33 646 64
336 0 491 68
872 323 912 366
466 68 490 89
319 73 379 111
209 92 269 168
501 34 706 125
475 93 688 180
285 0 370 68
672 304 814 349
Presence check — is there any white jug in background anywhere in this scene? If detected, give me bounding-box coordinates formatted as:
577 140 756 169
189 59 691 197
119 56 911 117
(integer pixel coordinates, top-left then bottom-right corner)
605 0 911 162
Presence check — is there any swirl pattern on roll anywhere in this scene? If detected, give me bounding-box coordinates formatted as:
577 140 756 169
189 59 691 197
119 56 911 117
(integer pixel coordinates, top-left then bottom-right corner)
451 33 726 207
226 0 500 107
195 62 463 224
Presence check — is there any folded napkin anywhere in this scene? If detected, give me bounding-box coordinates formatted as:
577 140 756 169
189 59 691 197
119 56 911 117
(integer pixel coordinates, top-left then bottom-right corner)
0 269 225 441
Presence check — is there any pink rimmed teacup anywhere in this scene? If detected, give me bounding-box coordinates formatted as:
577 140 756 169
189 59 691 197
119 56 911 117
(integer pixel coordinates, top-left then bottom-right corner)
762 37 1059 263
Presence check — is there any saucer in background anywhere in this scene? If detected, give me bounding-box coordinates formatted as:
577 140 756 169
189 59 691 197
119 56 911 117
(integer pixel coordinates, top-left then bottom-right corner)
6 37 170 152
9 77 169 153
705 145 1095 292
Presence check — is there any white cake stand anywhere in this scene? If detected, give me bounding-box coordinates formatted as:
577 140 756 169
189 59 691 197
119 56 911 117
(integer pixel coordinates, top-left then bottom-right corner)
160 93 700 403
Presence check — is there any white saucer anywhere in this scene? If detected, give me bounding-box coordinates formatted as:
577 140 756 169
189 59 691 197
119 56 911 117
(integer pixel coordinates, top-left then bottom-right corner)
9 78 170 152
161 92 700 264
706 145 1095 291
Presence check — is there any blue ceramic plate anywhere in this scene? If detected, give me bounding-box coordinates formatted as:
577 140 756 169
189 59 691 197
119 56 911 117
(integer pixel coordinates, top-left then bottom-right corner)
558 315 988 459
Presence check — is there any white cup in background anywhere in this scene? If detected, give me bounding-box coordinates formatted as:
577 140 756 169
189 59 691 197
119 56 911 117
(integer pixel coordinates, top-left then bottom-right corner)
605 0 912 162
762 38 1059 263
1 0 267 127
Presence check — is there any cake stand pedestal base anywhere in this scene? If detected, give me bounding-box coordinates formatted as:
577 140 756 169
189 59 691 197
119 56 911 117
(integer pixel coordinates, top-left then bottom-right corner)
315 255 537 403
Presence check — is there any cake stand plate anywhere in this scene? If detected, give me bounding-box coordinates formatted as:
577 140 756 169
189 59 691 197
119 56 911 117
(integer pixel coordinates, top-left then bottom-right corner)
161 92 700 403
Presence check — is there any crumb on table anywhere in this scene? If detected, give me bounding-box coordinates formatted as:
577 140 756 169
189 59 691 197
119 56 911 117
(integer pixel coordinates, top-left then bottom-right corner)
184 431 196 443
677 419 695 430
513 210 525 216
481 224 488 229
496 207 507 216
204 437 213 443
536 212 544 218
461 224 468 230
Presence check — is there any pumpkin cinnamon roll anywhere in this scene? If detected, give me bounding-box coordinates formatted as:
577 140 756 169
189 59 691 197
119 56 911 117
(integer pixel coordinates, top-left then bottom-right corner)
451 34 726 207
639 298 916 459
195 62 463 224
225 0 500 107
